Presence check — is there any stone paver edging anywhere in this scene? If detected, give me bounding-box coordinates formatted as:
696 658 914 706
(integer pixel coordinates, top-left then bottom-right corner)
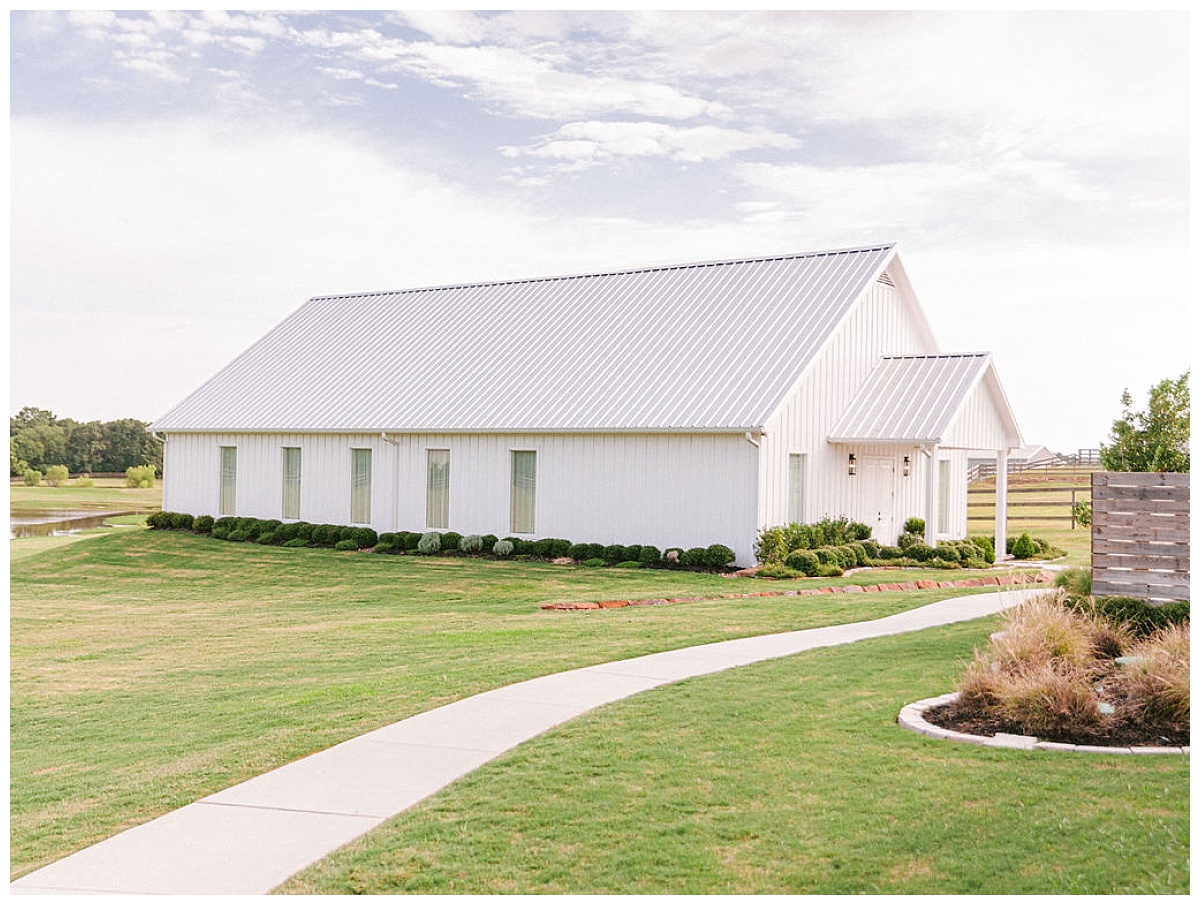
899 692 1190 755
542 570 1054 610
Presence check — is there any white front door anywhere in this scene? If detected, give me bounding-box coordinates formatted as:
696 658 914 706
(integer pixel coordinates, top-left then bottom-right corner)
859 456 896 544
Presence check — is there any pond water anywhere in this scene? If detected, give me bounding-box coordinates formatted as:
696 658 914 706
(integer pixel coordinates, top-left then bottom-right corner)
10 509 138 539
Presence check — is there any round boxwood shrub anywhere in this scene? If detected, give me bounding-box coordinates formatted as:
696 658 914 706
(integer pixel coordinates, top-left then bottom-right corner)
534 538 572 559
602 544 629 564
438 531 463 554
705 544 736 571
373 535 401 554
480 534 499 553
257 532 281 546
639 545 662 566
417 532 442 554
582 557 607 567
504 537 534 556
192 514 215 534
459 534 484 554
398 531 421 552
680 547 708 569
334 538 359 551
785 549 820 576
570 543 605 562
1011 532 1036 560
282 538 309 548
492 539 514 557
351 527 377 549
168 512 194 531
907 542 936 562
935 542 962 564
275 522 299 543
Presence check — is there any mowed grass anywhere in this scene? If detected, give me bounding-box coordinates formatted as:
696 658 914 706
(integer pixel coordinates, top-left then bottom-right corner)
281 618 1189 895
9 477 163 513
12 529 990 878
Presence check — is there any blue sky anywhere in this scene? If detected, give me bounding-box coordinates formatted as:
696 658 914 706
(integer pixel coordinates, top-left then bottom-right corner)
8 10 1191 452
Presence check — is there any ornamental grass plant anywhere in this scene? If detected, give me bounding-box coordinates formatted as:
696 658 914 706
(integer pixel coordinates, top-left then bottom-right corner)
951 592 1189 744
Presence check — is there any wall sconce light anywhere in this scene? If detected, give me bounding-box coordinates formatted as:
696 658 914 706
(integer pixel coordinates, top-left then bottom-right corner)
903 456 911 477
848 453 857 476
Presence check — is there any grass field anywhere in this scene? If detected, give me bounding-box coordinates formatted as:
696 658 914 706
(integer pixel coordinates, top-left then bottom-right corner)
282 619 1190 895
9 476 163 513
968 466 1096 566
11 529 1001 879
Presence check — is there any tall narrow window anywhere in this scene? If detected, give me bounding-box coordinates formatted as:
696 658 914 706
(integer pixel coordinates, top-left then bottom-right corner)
351 448 372 524
511 450 536 534
219 446 237 516
787 453 807 524
937 459 951 534
426 449 450 529
282 447 301 520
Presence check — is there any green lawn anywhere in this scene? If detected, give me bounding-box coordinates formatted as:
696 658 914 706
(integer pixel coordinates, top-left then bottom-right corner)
11 530 991 879
9 477 162 513
283 619 1190 895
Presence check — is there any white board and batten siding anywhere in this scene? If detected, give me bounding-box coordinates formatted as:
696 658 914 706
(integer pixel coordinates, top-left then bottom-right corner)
162 430 760 565
759 277 938 544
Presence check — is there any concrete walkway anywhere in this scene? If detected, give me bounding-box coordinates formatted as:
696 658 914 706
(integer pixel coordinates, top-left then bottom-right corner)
11 588 1042 896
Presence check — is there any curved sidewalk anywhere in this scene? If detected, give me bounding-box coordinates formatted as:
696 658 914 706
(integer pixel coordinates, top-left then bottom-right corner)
12 588 1042 896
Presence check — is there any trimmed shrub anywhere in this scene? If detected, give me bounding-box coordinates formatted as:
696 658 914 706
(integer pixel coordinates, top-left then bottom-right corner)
704 544 736 570
282 538 309 548
257 532 280 545
876 545 902 560
848 541 869 566
459 534 484 554
569 543 605 562
813 546 839 567
969 535 995 563
399 531 422 552
439 531 463 554
145 511 170 530
1011 532 1036 560
170 512 195 531
907 542 936 562
582 558 607 567
534 538 572 559
680 547 708 569
352 527 378 549
334 538 359 551
935 542 962 564
417 532 442 555
44 464 69 486
505 537 534 556
374 534 401 554
193 515 215 534
602 544 629 565
22 469 41 486
615 560 643 569
293 522 314 541
480 534 499 553
639 545 662 566
903 517 925 535
785 549 820 576
757 562 806 580
896 531 921 551
492 539 514 557
310 524 339 547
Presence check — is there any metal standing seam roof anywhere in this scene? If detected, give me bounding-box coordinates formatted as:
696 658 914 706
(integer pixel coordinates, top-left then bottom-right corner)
826 353 996 444
150 244 898 433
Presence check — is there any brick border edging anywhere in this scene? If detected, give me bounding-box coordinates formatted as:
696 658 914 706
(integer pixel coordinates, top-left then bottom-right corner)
898 692 1190 755
540 570 1055 611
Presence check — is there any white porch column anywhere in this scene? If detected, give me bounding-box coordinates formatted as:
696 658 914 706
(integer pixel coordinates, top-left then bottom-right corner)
994 448 1008 561
923 444 938 546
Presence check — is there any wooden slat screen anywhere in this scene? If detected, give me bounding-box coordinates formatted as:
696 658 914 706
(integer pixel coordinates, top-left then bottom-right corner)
1091 472 1190 603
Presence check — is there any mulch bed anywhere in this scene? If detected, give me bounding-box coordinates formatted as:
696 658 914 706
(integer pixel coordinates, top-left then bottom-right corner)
923 700 1190 749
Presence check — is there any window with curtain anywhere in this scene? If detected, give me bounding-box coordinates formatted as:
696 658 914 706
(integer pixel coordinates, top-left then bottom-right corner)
510 450 536 534
351 448 372 524
788 453 807 524
219 446 237 516
426 449 450 529
937 459 951 534
282 447 301 520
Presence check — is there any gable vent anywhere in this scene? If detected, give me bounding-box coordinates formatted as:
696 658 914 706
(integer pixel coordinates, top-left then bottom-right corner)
876 271 895 287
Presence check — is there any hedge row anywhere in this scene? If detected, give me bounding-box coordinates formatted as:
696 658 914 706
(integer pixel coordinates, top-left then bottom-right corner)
146 512 738 572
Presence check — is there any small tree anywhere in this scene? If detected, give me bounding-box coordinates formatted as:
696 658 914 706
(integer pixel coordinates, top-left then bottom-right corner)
44 464 69 486
1100 372 1190 473
125 464 156 488
22 468 41 486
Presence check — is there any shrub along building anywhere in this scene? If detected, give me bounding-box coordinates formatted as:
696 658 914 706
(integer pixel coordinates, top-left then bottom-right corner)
151 244 1023 567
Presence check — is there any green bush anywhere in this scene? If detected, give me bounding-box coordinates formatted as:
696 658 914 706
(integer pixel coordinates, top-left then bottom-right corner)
1072 500 1092 527
582 557 607 567
310 524 339 547
907 543 936 562
257 532 279 545
492 539 514 557
73 474 94 487
459 534 484 554
680 547 708 569
969 535 994 563
896 531 921 551
638 545 662 566
480 534 499 553
193 515 214 534
373 534 401 554
934 542 962 564
1065 596 1189 638
282 538 309 548
44 464 69 486
125 464 156 488
352 527 378 549
534 538 572 559
399 531 422 552
903 517 925 535
569 543 605 562
439 531 462 554
170 512 195 531
1054 567 1092 600
602 544 629 564
704 544 736 571
1011 532 1036 560
417 532 441 555
615 560 643 569
785 549 820 576
22 469 41 487
876 545 902 560
334 538 359 551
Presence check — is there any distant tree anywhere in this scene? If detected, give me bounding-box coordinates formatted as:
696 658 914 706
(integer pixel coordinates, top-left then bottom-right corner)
9 408 161 476
1100 372 1190 473
44 464 69 486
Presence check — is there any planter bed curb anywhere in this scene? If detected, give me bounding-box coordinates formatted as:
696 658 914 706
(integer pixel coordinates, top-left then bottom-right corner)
898 693 1189 755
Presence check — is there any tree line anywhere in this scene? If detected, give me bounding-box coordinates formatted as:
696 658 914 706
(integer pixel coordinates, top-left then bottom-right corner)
10 407 163 477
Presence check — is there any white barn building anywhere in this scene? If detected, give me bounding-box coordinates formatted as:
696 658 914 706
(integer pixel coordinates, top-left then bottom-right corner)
151 244 1023 566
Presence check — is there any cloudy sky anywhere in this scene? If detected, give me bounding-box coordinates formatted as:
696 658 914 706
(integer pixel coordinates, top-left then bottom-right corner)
9 10 1191 453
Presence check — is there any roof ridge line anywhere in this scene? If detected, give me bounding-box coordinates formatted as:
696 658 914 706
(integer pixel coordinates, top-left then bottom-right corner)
309 242 898 302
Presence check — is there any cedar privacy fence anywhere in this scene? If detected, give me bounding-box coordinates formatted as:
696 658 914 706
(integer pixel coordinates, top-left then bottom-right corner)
1091 472 1190 604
